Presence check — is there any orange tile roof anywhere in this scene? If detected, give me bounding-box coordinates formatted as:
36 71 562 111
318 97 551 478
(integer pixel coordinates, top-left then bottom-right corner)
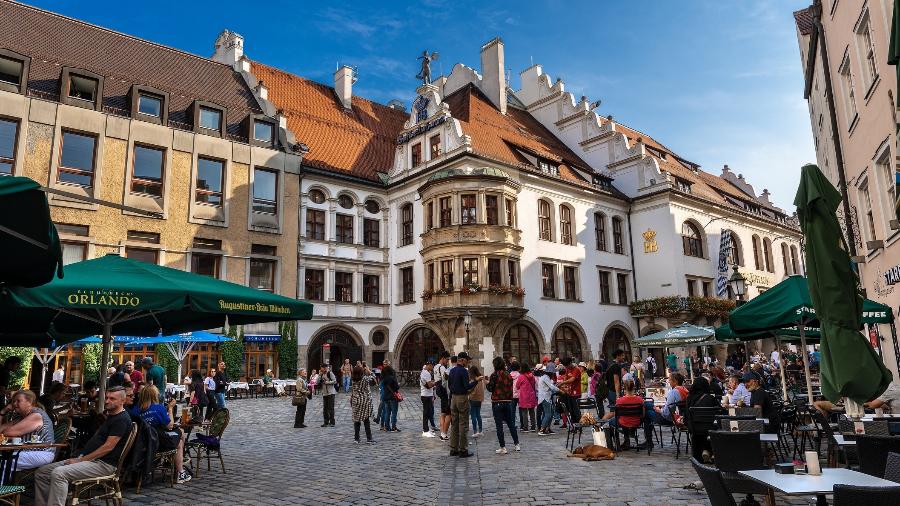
794 7 815 36
252 63 408 182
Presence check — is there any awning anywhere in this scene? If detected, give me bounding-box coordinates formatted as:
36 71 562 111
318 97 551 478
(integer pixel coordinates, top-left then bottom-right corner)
244 334 280 342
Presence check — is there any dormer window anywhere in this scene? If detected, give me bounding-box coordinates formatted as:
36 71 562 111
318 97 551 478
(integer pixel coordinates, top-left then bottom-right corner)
253 120 274 145
61 68 103 110
538 160 558 176
200 107 221 130
138 94 161 117
68 75 97 102
129 85 168 125
192 101 226 137
675 178 692 193
0 49 29 94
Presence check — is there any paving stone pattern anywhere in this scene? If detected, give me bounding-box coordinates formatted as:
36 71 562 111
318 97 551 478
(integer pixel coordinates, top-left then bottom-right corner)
26 392 818 505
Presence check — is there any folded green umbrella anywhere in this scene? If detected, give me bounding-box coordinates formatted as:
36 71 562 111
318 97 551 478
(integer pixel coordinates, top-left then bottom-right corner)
0 176 63 287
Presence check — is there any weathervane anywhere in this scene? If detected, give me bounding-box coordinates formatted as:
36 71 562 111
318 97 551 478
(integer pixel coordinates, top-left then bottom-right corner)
416 50 439 85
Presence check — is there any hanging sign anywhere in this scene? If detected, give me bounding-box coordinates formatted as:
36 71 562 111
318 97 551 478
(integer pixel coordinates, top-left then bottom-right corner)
884 263 900 286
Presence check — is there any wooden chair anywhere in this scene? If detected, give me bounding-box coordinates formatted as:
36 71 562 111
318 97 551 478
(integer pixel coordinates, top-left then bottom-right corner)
186 409 229 478
69 422 138 506
0 485 24 506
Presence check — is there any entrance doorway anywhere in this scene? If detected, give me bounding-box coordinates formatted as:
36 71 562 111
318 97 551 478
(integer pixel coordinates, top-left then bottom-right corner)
504 323 541 366
602 326 632 360
397 327 444 373
307 328 363 374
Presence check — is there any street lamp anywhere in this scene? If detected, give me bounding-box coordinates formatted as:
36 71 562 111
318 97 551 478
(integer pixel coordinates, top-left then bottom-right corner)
464 310 472 344
728 264 747 306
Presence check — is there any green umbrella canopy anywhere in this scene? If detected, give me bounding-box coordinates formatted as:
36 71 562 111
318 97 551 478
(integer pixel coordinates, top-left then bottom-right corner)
715 322 821 344
0 254 313 340
634 323 716 348
795 164 892 402
0 176 63 287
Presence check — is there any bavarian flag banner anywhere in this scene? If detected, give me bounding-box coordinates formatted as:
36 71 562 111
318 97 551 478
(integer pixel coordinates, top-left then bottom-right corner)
715 229 733 297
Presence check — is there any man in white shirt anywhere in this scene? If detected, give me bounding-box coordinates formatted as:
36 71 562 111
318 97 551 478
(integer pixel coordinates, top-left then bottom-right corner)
770 349 780 369
52 367 65 384
420 361 437 437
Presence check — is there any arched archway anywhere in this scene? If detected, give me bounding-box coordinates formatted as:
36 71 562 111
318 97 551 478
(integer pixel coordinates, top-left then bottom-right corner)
396 326 445 372
504 323 541 366
602 325 632 361
551 323 584 361
307 327 363 374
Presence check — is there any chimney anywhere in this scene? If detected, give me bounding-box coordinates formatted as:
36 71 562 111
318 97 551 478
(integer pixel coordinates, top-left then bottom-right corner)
334 65 354 109
480 37 507 114
212 30 244 65
255 80 268 101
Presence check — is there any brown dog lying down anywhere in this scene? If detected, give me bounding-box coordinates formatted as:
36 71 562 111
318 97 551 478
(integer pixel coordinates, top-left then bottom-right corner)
568 444 615 461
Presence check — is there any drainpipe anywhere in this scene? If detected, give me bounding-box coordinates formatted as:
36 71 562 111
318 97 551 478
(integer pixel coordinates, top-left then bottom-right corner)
626 200 643 349
812 0 858 256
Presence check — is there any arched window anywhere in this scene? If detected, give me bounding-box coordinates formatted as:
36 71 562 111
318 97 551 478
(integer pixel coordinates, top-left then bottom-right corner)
790 245 800 275
612 217 624 254
752 235 762 270
308 188 326 204
337 194 354 209
538 200 552 241
551 324 583 361
400 203 413 246
503 324 541 366
762 238 774 273
781 242 791 275
682 221 703 257
725 231 742 266
602 326 631 361
559 205 573 245
594 212 607 251
398 327 444 372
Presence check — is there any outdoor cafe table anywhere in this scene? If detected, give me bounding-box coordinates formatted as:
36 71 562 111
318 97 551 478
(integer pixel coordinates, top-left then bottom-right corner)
0 442 68 485
740 467 898 506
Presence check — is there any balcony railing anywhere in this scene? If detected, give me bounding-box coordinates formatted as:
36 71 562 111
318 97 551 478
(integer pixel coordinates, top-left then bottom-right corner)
422 288 525 312
420 224 521 252
628 296 735 319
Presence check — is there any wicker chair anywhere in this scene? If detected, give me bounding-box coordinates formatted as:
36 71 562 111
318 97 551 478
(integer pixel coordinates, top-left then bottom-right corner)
884 452 900 483
0 485 24 506
833 484 900 505
69 422 138 506
186 408 229 477
855 435 900 478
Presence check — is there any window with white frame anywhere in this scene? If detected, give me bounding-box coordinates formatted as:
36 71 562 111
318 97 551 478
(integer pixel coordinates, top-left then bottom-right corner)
854 9 878 90
860 179 878 242
838 55 858 126
875 150 896 230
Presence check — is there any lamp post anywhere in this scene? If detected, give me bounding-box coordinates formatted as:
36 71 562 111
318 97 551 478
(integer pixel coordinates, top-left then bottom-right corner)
728 264 747 307
463 310 472 350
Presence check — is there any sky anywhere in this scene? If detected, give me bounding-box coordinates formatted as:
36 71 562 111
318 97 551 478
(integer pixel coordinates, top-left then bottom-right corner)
28 0 815 210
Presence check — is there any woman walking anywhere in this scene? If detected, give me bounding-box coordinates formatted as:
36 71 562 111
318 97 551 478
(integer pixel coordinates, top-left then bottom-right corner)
350 365 376 444
294 368 310 428
486 357 519 453
468 366 484 437
515 362 538 432
380 365 401 432
536 367 559 435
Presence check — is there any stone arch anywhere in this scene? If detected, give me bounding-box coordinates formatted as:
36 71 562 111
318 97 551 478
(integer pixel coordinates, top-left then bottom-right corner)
361 195 387 213
305 184 331 204
395 324 445 372
394 318 450 352
639 324 666 337
306 324 365 374
600 321 634 360
549 317 590 361
335 189 360 207
501 318 545 366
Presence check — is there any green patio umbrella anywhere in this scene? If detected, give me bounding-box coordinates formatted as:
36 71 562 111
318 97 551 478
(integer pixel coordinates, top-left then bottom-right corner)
0 254 313 408
795 164 892 403
633 322 716 348
0 176 63 287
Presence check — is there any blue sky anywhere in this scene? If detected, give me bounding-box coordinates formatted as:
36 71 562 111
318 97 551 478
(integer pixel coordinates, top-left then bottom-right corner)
29 0 814 210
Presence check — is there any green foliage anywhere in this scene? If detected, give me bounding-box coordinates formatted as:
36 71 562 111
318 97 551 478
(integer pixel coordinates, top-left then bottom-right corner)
277 321 298 379
629 296 735 319
0 347 35 389
221 325 244 379
155 344 179 382
80 343 103 385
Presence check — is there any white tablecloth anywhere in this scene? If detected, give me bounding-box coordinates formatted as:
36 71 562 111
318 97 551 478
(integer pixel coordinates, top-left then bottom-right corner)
273 379 294 387
227 382 249 391
166 384 186 394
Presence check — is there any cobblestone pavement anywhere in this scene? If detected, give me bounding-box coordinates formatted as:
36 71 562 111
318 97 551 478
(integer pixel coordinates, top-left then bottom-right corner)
23 391 818 505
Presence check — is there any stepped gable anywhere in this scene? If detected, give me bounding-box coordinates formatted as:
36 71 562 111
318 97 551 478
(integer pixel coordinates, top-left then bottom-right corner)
252 63 408 183
443 84 596 188
0 0 262 138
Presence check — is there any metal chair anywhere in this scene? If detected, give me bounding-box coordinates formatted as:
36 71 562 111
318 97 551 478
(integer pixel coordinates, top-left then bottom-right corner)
69 422 138 506
187 408 229 477
709 430 770 506
690 457 737 506
855 435 900 478
884 452 900 483
610 402 652 455
832 484 900 506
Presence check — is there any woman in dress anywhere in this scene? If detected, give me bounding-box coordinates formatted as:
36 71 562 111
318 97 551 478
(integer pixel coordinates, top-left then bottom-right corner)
349 365 376 444
294 368 309 428
0 390 55 470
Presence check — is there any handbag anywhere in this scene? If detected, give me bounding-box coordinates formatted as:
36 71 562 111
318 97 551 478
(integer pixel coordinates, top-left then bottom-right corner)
292 394 307 406
393 390 404 402
591 426 608 448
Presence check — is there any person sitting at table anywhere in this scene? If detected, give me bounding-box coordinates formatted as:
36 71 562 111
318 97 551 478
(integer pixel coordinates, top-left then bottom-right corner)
600 379 645 450
129 385 191 484
727 374 752 407
649 373 687 425
814 381 900 416
77 381 99 411
37 383 68 425
684 376 719 462
35 387 132 506
0 390 56 470
744 371 774 427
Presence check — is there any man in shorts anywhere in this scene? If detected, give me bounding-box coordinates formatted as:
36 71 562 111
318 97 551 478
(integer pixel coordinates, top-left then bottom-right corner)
433 351 451 441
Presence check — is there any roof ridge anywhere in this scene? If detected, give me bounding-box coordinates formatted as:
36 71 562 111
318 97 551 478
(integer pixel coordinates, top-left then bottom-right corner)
2 0 231 69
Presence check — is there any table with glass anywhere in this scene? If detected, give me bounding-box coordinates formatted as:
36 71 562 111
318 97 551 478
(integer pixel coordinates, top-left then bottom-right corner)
740 467 899 506
0 442 68 485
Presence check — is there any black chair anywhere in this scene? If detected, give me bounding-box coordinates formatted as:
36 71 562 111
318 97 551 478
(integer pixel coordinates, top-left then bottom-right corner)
687 406 722 461
839 417 890 436
719 419 764 433
611 403 652 455
855 435 900 478
690 457 737 506
833 484 900 505
709 430 769 506
672 401 691 459
885 452 900 483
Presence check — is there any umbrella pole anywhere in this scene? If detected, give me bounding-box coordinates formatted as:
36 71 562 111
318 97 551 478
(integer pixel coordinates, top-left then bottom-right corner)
799 322 814 404
98 322 113 413
775 335 787 400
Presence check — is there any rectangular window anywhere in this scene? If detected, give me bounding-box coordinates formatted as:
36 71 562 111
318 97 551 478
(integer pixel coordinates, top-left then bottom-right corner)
58 131 97 187
857 15 878 86
251 168 278 214
137 93 162 118
439 197 452 227
505 198 514 226
595 214 607 251
131 144 164 197
61 241 87 265
879 157 896 226
0 55 23 86
68 74 98 103
542 263 556 298
364 274 380 304
612 218 624 254
487 258 501 286
192 237 221 250
335 272 353 302
400 267 414 303
599 270 611 304
191 253 220 278
538 200 552 241
462 258 479 285
440 259 454 290
0 118 18 175
617 273 629 304
195 157 224 206
702 280 711 298
127 230 160 244
686 278 696 297
429 134 441 159
560 206 573 245
563 266 577 301
401 205 413 245
249 258 276 292
57 223 89 237
486 195 499 225
304 269 324 301
426 262 435 291
363 218 380 247
839 57 858 123
251 244 276 256
199 106 222 131
411 142 422 166
306 209 325 240
861 184 878 241
425 201 434 231
508 260 518 287
336 214 354 244
253 121 274 144
461 194 477 224
125 247 158 264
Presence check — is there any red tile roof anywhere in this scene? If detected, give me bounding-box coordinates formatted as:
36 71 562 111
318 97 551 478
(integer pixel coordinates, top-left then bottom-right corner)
794 7 815 36
251 63 408 182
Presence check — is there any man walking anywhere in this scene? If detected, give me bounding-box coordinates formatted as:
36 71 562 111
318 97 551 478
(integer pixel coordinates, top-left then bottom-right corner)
433 351 451 441
214 361 229 410
341 359 352 393
420 361 437 437
448 352 481 457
